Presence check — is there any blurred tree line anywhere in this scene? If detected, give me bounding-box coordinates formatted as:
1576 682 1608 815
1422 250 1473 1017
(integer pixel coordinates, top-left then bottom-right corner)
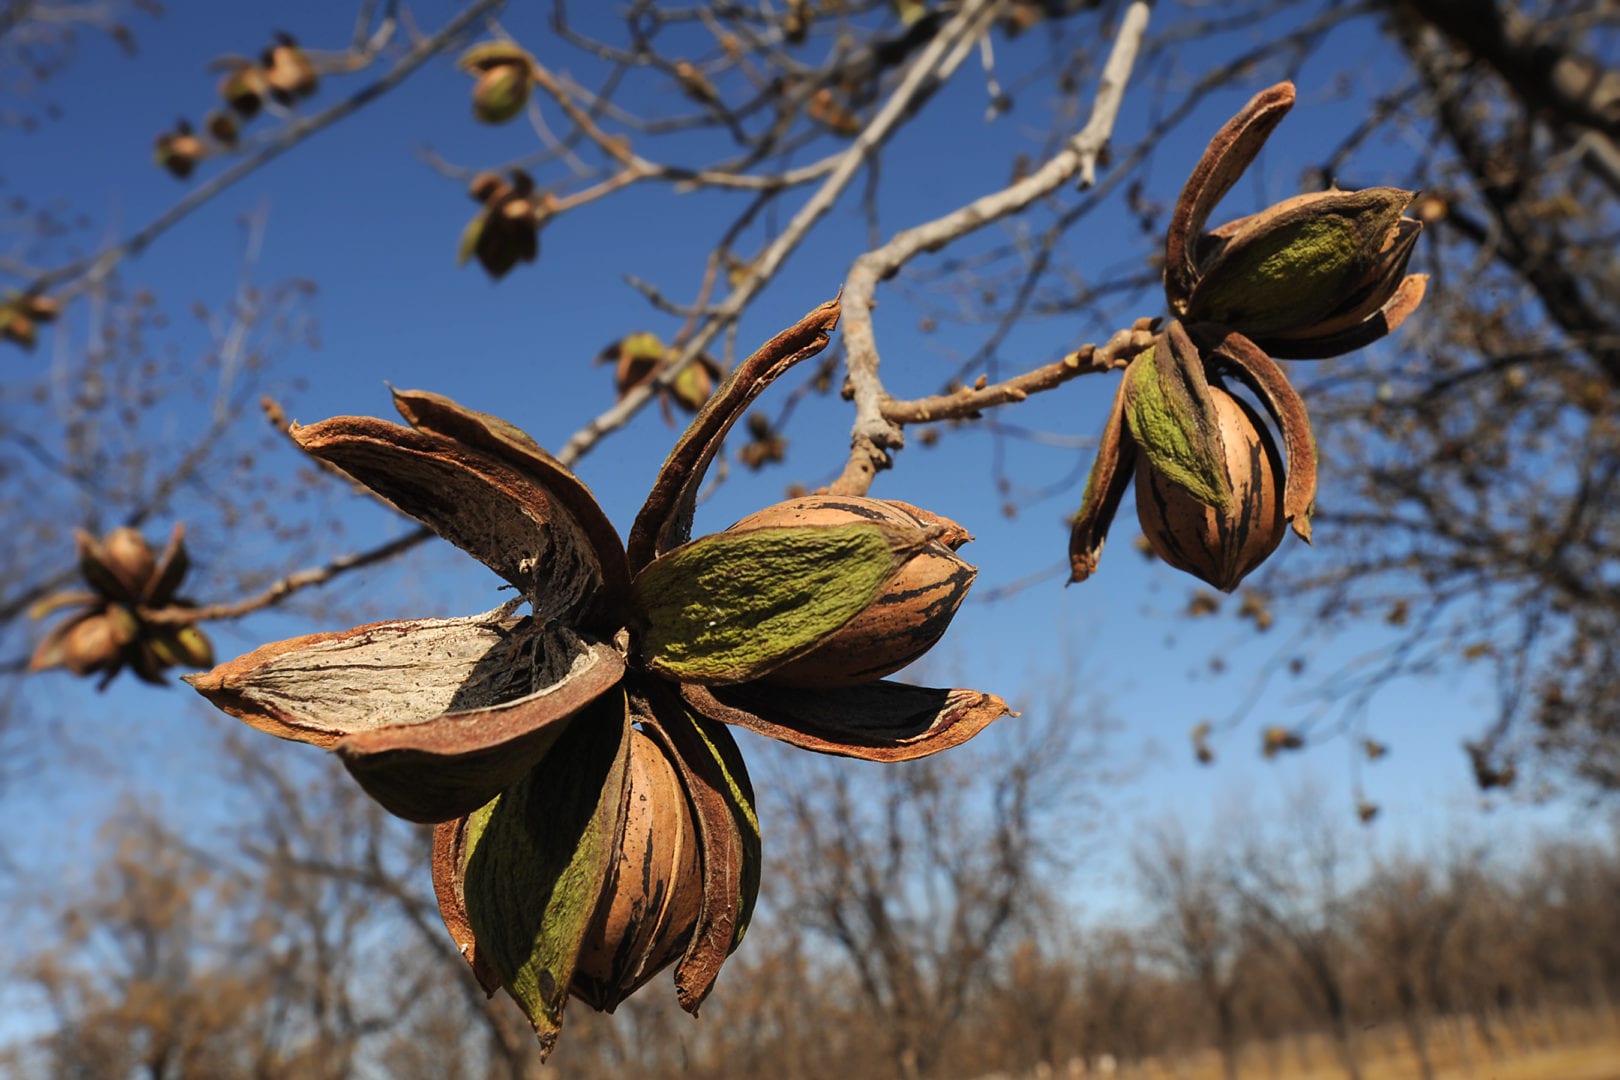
3 734 1617 1079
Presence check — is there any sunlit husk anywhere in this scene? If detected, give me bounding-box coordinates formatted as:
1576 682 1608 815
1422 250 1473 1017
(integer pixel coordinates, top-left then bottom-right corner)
100 527 158 598
725 496 976 687
1135 386 1284 592
264 39 317 102
571 730 704 1011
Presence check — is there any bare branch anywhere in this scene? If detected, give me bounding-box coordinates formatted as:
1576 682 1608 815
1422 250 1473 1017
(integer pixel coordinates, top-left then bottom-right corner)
26 0 502 298
553 0 1002 468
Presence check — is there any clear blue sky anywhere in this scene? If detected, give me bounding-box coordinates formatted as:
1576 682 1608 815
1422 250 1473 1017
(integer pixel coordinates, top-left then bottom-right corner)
1 0 1599 979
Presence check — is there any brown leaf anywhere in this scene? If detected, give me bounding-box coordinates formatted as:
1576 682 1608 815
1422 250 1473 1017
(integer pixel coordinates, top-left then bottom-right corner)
144 522 190 606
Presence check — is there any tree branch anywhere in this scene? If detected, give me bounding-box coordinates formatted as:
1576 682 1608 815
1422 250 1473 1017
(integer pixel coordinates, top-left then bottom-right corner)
830 0 1154 496
552 0 1001 468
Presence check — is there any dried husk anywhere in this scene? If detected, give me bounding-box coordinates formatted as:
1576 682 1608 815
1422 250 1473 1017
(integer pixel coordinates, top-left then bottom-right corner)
100 527 157 596
724 496 977 687
385 388 631 634
669 355 724 413
455 692 632 1057
571 729 704 1011
147 624 215 669
63 609 135 674
188 612 626 823
218 64 267 117
681 680 1012 763
264 38 317 101
1193 325 1318 541
1122 328 1235 515
1186 187 1418 341
1134 385 1285 592
1069 364 1141 584
631 517 935 685
626 299 841 571
291 417 605 623
154 131 204 179
641 693 759 1012
1165 82 1296 311
458 41 535 74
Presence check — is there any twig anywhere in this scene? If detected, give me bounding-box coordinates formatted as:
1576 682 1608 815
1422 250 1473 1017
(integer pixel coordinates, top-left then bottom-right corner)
553 0 1000 468
831 0 1154 496
144 527 434 624
880 325 1155 425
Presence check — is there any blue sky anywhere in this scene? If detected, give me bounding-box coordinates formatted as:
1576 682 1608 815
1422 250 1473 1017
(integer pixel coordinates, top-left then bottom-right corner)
1 0 1603 984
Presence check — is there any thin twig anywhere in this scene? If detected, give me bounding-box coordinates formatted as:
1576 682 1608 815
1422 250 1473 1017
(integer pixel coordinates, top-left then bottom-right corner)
553 0 1000 468
880 325 1155 425
831 0 1154 496
144 527 433 624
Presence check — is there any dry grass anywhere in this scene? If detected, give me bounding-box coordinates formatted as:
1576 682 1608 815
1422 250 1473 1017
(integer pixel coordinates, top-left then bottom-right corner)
1101 1006 1620 1080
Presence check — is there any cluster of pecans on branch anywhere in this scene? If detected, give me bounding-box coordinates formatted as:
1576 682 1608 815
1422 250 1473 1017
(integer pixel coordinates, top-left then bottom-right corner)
459 168 550 281
155 34 318 179
182 302 1010 1055
1069 82 1427 593
30 524 213 687
596 332 725 422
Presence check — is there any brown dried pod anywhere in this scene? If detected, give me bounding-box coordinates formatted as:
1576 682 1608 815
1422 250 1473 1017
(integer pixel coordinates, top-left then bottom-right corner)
458 184 541 280
1164 82 1428 360
1261 725 1305 759
783 0 812 44
673 61 718 105
1134 384 1284 593
60 608 137 675
263 34 318 103
724 496 977 687
808 87 862 136
154 124 205 179
670 355 724 414
100 526 158 597
572 730 704 1010
24 295 58 323
2 308 37 349
206 110 239 146
34 524 205 687
468 171 509 204
218 62 268 118
147 624 216 670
